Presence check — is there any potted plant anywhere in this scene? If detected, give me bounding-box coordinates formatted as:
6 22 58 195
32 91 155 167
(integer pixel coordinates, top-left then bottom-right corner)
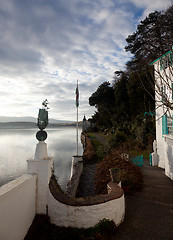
109 168 120 183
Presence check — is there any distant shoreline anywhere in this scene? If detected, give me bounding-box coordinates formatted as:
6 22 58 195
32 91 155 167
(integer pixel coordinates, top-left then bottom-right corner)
0 121 83 129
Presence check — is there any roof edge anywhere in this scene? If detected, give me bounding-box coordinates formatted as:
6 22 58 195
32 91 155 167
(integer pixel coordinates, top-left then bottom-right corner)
149 46 173 65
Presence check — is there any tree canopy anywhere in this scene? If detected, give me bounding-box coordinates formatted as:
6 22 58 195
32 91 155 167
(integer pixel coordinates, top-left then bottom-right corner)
88 4 173 146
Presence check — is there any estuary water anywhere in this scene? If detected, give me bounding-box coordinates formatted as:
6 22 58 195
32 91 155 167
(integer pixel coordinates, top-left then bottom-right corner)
0 126 83 190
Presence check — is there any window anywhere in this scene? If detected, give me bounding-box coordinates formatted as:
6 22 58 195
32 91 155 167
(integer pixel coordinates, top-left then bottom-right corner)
167 116 173 135
162 115 173 135
161 84 173 103
162 115 168 135
160 52 173 71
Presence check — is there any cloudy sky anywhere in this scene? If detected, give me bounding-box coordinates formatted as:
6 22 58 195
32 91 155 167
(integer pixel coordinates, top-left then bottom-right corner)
0 0 172 121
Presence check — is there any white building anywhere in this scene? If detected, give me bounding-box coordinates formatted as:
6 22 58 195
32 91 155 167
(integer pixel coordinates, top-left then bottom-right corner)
151 47 173 180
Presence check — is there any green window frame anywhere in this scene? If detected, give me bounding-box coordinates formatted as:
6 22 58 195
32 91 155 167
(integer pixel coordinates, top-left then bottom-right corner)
162 114 168 136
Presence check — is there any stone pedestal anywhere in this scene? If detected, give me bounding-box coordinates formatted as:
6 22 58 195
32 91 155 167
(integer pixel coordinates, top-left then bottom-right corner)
27 141 53 214
34 141 48 160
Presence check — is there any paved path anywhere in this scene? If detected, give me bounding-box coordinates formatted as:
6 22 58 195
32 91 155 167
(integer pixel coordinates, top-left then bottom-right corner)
92 132 107 145
111 159 173 240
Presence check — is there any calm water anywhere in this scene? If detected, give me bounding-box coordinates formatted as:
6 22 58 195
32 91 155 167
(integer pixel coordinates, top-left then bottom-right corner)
0 127 83 190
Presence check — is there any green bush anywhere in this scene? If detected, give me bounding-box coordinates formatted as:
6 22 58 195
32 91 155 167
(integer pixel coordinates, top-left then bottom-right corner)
95 144 111 161
108 130 126 148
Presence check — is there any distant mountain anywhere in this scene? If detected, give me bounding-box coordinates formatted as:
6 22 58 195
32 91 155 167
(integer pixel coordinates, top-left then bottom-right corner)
0 116 73 124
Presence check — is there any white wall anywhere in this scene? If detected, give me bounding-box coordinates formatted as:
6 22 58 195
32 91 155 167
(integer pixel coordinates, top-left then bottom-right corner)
154 60 172 169
156 106 165 168
48 188 125 228
27 141 54 214
163 135 173 180
154 58 173 177
0 174 37 240
66 159 83 197
27 157 53 214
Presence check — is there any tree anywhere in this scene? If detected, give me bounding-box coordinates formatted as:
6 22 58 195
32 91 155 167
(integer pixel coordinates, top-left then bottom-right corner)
125 11 164 68
89 82 115 129
125 5 173 117
113 72 130 126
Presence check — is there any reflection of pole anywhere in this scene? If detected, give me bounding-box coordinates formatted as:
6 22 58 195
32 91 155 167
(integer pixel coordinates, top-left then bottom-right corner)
77 105 78 156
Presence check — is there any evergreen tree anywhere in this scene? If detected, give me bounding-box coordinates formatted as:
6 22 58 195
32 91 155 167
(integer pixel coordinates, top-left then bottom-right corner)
89 82 115 129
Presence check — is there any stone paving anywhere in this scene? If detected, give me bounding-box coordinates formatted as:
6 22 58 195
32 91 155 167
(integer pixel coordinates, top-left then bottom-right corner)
111 158 173 240
78 133 173 239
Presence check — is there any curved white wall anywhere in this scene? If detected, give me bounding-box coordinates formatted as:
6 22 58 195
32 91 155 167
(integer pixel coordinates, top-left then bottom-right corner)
48 187 125 228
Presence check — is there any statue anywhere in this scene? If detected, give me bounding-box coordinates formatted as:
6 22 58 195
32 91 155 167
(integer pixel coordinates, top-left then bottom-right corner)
36 99 49 141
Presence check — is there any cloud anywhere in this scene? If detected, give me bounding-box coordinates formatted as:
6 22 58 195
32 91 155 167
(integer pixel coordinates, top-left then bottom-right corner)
128 0 172 20
0 0 172 120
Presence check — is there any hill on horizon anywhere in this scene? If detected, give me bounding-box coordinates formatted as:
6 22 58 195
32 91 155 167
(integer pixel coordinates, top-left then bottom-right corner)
0 116 73 124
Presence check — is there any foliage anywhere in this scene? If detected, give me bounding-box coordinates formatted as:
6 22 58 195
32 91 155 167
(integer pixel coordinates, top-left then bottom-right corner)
25 215 116 240
83 134 97 164
87 132 112 161
94 148 143 195
89 81 115 129
108 130 126 149
88 4 173 146
89 68 155 150
125 11 163 67
94 144 111 162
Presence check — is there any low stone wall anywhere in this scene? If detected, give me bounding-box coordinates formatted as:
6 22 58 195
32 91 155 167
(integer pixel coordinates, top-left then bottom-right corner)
81 132 86 149
66 160 83 197
48 176 125 228
81 132 97 164
0 174 37 240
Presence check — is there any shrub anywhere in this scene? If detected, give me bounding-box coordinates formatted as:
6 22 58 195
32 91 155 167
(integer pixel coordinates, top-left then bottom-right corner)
94 148 143 194
108 130 126 149
25 215 116 240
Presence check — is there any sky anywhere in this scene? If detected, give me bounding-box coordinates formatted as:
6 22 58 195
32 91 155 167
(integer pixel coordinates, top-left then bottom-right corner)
0 0 172 121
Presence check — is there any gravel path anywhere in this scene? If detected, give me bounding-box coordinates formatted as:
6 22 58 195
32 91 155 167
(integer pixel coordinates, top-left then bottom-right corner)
76 163 97 197
93 132 107 145
76 133 107 198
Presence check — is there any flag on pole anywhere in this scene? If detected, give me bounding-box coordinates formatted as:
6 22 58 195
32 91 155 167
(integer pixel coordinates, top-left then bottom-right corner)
75 81 79 107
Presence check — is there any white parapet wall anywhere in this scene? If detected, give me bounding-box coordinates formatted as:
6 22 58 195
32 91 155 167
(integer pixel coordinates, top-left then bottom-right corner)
49 179 125 228
0 174 37 240
27 141 53 214
66 156 83 197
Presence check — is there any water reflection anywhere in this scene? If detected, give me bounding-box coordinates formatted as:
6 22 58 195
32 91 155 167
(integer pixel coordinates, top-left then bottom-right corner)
0 127 83 190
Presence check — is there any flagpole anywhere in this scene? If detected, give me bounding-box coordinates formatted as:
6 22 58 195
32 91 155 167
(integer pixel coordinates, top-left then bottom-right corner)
77 99 78 156
76 80 79 156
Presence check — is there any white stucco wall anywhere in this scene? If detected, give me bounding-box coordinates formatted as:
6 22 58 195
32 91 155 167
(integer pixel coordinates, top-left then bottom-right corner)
154 56 173 176
66 157 83 197
154 60 172 169
163 135 173 180
0 174 37 240
48 189 125 228
155 106 165 168
27 158 53 214
27 141 53 214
